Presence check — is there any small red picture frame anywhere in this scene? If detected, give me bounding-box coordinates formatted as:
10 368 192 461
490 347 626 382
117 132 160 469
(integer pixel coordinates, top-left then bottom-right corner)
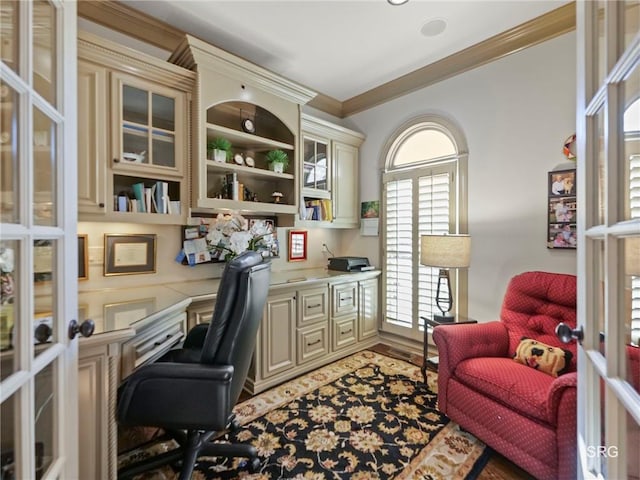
288 230 307 262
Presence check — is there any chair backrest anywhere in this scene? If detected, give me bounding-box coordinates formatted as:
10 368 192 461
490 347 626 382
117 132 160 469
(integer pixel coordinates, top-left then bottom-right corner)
200 251 271 403
500 271 578 371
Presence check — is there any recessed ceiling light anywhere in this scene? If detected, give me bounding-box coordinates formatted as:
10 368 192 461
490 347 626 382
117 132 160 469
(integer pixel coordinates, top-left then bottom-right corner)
421 18 447 37
388 0 409 5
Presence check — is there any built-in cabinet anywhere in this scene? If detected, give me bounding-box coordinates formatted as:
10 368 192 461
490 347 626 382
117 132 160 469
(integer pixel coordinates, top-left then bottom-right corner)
169 35 316 217
77 31 194 224
247 273 379 394
78 304 189 479
300 113 364 228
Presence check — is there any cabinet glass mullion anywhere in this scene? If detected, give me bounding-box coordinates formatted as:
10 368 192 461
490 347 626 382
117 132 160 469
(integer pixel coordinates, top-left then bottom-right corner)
303 137 329 192
120 85 176 169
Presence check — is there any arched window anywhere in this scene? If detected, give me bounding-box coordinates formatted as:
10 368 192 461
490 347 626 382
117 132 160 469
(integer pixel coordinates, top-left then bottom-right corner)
381 115 468 341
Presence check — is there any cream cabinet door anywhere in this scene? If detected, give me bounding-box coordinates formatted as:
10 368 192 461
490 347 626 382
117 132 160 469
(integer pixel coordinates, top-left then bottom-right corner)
77 60 108 215
260 292 296 378
332 141 359 227
359 278 379 340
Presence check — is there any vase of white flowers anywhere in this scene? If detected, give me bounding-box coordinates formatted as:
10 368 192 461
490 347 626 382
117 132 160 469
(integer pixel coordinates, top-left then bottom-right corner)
205 213 276 261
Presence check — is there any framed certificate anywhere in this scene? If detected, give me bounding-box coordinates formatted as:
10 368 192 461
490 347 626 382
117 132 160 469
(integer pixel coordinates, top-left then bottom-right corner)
104 234 156 276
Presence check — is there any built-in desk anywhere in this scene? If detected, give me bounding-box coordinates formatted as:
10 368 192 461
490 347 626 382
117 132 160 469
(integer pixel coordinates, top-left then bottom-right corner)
75 267 380 479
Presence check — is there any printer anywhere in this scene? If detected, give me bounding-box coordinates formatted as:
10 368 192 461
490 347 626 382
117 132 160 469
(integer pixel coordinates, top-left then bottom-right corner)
327 256 374 272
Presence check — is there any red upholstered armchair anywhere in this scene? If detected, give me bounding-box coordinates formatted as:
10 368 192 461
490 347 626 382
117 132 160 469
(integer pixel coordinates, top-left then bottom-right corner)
433 271 578 480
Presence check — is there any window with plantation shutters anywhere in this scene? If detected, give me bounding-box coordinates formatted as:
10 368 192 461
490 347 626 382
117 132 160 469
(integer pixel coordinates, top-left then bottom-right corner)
382 117 467 341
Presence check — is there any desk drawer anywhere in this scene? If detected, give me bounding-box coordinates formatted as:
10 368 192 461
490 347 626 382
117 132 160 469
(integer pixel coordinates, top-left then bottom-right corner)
121 312 186 377
297 324 329 364
298 286 328 327
332 282 357 317
332 314 357 351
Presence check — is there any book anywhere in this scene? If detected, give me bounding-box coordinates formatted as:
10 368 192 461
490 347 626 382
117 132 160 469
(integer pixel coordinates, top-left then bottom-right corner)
144 187 153 213
131 182 146 213
154 181 169 214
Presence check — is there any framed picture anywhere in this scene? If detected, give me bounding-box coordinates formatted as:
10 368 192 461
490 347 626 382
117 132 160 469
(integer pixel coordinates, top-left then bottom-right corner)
33 239 53 283
78 234 88 281
104 234 157 276
547 168 577 249
288 230 307 262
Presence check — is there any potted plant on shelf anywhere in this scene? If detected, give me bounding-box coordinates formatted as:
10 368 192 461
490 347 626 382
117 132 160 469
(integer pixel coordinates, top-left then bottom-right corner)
265 149 289 174
207 138 232 163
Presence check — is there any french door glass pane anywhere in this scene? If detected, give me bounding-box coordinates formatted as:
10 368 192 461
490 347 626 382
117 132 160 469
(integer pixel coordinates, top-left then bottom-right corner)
32 0 57 107
33 239 55 358
34 362 54 477
625 235 640 346
622 63 639 222
0 0 19 73
595 239 606 350
0 239 18 380
595 1 607 87
622 2 640 52
627 413 640 477
0 390 17 478
0 80 19 224
33 107 56 226
595 106 606 225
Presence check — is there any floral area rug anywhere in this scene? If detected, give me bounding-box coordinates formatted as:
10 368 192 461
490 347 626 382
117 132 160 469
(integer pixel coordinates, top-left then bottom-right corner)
119 350 488 480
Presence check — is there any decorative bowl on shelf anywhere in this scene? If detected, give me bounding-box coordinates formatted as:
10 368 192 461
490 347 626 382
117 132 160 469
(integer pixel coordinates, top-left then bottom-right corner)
122 150 146 163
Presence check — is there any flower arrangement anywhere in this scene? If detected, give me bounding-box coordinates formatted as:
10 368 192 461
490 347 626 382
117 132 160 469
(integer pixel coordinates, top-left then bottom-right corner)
205 213 276 261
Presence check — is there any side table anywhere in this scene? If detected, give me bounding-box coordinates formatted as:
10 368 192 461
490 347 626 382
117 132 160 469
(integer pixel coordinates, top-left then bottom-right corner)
420 315 477 384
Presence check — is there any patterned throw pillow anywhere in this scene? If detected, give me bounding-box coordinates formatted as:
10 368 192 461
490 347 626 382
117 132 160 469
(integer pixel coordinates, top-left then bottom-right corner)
513 337 573 377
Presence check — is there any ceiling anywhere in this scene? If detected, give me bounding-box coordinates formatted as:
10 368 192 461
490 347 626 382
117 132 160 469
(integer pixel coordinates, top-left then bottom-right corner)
119 0 572 103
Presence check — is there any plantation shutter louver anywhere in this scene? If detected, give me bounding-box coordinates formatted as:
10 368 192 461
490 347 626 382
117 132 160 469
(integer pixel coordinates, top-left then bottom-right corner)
418 173 451 326
385 178 413 328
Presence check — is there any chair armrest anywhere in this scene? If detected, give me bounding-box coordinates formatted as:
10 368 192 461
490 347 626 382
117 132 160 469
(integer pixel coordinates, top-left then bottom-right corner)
433 321 509 374
182 323 209 349
432 321 509 414
547 371 577 422
117 363 234 431
546 372 577 479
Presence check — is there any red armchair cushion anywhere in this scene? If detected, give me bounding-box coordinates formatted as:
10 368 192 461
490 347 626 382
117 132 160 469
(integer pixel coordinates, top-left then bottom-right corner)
513 337 573 377
455 357 556 424
501 271 578 372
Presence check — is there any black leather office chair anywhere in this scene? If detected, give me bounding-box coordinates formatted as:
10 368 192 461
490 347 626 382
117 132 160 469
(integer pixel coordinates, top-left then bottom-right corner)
117 251 271 480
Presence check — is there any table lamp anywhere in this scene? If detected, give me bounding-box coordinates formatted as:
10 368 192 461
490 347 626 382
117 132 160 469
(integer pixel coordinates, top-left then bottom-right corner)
420 234 471 322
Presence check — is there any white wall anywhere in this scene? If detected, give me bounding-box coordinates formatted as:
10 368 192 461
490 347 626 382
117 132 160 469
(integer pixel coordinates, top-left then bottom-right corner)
78 222 341 292
341 32 577 321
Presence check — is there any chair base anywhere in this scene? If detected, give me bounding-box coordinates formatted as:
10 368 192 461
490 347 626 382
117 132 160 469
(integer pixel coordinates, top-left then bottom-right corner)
118 429 258 480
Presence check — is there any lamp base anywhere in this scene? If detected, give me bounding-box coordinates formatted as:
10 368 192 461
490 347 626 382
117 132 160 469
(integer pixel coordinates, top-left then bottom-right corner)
433 313 455 323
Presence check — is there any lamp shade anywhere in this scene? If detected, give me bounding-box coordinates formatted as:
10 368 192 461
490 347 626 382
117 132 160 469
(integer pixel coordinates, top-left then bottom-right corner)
420 234 471 269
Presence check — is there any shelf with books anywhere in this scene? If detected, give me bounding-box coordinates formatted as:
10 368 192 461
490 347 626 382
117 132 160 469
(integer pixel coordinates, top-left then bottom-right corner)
112 174 183 218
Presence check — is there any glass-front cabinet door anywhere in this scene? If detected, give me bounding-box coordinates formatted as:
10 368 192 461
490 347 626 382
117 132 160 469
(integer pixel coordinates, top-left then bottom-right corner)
111 72 185 177
302 135 330 198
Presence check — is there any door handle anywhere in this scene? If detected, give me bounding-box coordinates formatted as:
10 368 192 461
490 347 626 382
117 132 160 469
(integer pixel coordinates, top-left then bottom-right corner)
556 323 583 344
68 319 95 340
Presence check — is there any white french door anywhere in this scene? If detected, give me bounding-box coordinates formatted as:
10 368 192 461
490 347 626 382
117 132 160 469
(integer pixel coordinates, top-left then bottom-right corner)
575 1 640 479
0 1 79 479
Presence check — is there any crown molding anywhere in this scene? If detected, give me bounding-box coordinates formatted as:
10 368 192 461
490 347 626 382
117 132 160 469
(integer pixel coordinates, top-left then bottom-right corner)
77 0 184 52
341 2 575 117
78 1 575 118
